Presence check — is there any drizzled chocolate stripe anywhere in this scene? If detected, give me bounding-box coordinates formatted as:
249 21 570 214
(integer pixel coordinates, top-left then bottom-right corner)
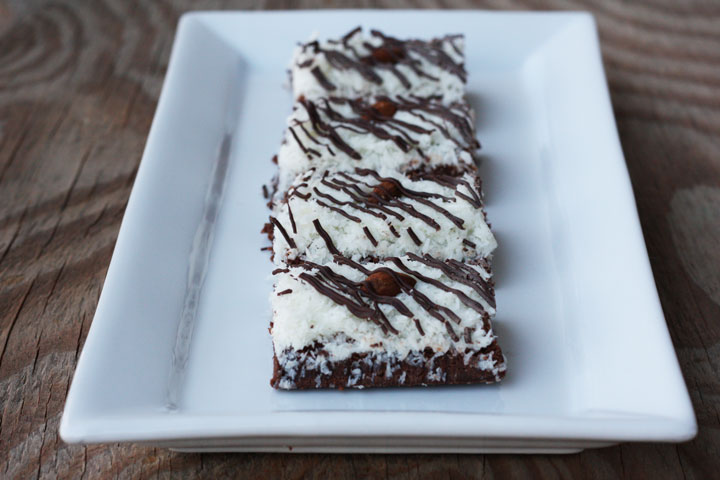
358 40 413 87
374 301 399 334
421 174 483 209
290 96 478 163
323 172 444 236
371 29 467 82
445 322 460 342
322 175 401 220
342 26 362 43
287 201 297 234
288 126 319 158
372 195 440 230
445 258 496 309
346 170 465 228
269 216 296 249
333 255 371 275
312 185 351 206
455 178 483 207
351 258 465 330
299 123 334 158
324 99 414 153
407 283 463 325
287 252 495 345
313 219 340 255
310 66 336 90
464 327 473 344
409 253 495 309
389 256 488 314
315 199 362 222
300 28 466 91
292 191 311 200
446 34 463 57
407 227 422 246
298 99 361 159
326 50 383 84
380 96 477 149
363 226 378 246
298 272 380 326
297 261 415 334
330 254 481 329
317 178 387 220
351 169 452 201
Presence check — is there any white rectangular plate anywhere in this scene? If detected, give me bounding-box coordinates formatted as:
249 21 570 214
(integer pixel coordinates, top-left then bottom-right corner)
60 10 696 454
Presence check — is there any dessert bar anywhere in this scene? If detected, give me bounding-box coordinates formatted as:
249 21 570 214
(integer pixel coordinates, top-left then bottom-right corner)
270 167 496 265
270 255 505 389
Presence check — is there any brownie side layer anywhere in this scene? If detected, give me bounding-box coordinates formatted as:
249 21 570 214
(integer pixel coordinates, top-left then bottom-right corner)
271 340 505 390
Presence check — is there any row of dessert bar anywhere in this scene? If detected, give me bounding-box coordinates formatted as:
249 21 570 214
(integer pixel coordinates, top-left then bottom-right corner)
265 28 506 390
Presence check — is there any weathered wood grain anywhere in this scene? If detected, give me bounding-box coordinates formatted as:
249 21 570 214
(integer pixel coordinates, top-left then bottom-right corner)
1 0 719 478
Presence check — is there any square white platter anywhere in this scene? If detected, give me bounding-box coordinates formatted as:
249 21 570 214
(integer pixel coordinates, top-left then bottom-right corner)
60 10 696 454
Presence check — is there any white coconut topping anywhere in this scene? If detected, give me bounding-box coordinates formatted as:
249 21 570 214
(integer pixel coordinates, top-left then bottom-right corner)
291 30 466 103
270 256 496 362
272 168 496 264
275 97 477 195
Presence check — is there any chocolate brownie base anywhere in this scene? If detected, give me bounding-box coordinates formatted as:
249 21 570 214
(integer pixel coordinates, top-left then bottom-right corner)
271 340 505 390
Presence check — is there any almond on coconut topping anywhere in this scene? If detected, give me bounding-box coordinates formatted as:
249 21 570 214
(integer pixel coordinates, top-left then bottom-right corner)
371 100 398 118
370 46 404 64
360 270 417 296
367 180 402 204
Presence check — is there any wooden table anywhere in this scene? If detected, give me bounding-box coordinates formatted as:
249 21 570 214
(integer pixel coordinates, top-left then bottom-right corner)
1 0 718 477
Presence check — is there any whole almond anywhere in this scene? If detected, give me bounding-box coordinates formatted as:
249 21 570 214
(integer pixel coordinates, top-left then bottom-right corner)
367 180 402 204
371 46 403 63
361 270 416 296
371 100 398 118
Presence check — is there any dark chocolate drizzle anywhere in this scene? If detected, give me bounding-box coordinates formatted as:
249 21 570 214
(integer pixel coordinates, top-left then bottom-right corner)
363 226 378 246
416 173 483 209
413 318 425 336
408 253 495 310
464 327 474 344
269 216 296 249
288 96 479 163
274 168 482 253
288 126 319 159
407 227 422 246
313 219 340 255
290 253 494 342
297 259 411 335
310 66 336 91
287 201 297 234
298 27 467 92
